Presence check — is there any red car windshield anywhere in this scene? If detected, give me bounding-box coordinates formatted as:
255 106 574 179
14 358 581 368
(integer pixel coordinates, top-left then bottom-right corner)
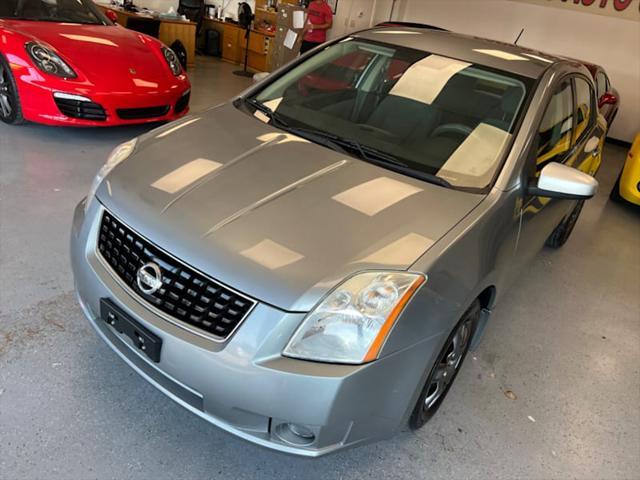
1 0 107 25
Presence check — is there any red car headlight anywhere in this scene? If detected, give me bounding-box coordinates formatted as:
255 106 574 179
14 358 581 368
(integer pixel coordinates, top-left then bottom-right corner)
25 42 77 79
161 46 182 76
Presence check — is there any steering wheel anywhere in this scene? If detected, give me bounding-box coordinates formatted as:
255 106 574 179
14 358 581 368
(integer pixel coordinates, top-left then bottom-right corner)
430 123 473 140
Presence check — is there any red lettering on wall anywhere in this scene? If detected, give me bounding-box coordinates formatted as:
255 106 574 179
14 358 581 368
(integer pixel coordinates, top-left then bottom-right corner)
613 0 632 10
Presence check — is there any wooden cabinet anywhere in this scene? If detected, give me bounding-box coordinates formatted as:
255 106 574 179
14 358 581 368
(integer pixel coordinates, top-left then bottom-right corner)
96 5 197 67
242 32 272 72
222 24 242 64
200 18 275 72
159 22 197 67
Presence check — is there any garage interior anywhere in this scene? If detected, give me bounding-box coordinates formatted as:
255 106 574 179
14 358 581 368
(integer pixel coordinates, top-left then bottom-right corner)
0 0 638 479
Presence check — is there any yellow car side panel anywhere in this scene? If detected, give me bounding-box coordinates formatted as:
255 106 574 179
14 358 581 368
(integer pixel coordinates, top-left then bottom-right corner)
619 133 640 205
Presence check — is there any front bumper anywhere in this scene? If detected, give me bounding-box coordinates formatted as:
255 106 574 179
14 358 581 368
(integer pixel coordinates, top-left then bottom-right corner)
16 68 190 127
70 200 441 456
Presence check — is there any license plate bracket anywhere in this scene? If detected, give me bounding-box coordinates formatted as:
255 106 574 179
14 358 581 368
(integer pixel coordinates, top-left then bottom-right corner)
100 298 162 363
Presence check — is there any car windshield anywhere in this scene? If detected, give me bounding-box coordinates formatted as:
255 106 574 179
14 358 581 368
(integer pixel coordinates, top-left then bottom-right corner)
0 0 107 25
248 38 533 190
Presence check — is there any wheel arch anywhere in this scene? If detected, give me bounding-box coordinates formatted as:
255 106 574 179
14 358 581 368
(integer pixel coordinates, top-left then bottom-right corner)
477 285 497 310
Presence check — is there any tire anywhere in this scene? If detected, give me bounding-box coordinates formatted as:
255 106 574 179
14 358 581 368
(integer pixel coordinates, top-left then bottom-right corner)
610 173 624 203
170 40 188 71
545 200 585 249
0 54 25 125
409 300 480 430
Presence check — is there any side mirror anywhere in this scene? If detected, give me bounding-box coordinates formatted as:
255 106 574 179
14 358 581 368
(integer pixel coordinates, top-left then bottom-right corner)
527 162 598 200
105 10 119 23
599 92 617 108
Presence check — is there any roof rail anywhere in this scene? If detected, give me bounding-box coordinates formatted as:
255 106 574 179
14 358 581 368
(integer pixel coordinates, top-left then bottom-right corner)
375 21 449 32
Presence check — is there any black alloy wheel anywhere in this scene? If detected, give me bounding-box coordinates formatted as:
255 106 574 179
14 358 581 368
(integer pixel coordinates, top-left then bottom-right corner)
545 200 585 248
409 300 480 429
0 55 24 125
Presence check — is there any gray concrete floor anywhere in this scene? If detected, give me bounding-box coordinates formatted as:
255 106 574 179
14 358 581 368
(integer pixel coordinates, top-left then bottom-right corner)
1 57 639 480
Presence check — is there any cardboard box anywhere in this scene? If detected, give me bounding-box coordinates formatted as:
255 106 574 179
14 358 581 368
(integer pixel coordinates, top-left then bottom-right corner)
271 3 306 71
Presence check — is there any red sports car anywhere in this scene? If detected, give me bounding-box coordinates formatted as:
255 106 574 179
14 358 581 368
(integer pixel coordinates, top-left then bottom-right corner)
0 0 191 126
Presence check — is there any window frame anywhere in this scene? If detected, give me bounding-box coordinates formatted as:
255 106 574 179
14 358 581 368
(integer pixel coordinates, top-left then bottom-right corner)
571 74 597 147
595 71 607 100
525 72 598 179
531 78 576 173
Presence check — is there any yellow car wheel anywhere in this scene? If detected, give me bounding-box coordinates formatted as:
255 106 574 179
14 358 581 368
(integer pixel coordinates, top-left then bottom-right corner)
610 173 625 202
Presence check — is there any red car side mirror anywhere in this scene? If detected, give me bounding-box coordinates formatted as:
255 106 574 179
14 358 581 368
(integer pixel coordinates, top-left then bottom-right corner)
599 92 617 108
105 10 119 23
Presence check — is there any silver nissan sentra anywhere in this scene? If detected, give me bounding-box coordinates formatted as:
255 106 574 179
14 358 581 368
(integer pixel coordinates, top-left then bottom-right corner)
71 27 604 455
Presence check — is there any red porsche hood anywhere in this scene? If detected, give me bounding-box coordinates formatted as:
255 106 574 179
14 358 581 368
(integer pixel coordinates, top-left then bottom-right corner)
6 21 173 91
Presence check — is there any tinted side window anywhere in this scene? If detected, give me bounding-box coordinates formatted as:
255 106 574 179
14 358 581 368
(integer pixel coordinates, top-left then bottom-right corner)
595 71 607 99
535 80 574 170
573 76 595 144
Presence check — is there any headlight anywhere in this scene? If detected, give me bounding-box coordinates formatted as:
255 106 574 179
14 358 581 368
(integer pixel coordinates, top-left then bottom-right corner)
26 42 76 79
85 139 137 213
162 47 182 76
283 272 425 364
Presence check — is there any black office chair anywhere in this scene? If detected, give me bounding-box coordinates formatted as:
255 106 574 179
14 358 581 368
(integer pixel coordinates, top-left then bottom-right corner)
178 0 205 36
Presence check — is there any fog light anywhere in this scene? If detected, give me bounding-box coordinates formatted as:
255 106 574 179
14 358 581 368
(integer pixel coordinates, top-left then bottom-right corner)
274 422 316 446
287 423 314 439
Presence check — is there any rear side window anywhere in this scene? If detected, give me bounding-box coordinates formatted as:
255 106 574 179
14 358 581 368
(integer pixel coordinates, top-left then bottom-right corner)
573 76 595 144
595 71 607 99
535 80 574 170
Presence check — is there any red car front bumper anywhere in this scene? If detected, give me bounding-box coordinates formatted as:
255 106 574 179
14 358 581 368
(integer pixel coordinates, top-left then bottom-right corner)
14 62 191 127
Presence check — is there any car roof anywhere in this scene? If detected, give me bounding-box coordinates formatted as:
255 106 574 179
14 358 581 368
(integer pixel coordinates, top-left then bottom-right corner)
559 57 603 79
354 27 574 79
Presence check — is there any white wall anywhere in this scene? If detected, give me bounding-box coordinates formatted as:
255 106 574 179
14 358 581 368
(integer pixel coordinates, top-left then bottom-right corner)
371 0 395 25
127 0 256 19
393 0 639 142
204 0 256 21
130 0 178 12
327 0 374 39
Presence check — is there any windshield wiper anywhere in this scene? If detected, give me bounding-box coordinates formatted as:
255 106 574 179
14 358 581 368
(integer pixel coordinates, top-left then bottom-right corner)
289 130 453 189
243 97 290 129
242 99 352 154
241 98 451 189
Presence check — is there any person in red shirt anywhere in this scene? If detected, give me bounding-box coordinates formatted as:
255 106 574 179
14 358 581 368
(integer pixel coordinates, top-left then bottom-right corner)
300 0 333 54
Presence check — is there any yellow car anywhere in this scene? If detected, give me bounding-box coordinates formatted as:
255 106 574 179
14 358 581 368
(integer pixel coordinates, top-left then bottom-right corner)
611 133 640 205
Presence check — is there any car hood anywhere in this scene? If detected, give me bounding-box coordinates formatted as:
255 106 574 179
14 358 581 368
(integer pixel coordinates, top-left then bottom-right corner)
98 104 484 311
6 21 173 90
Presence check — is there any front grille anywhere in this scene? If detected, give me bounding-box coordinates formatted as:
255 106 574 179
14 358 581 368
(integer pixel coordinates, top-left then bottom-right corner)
55 98 106 121
116 105 170 120
97 211 256 340
174 91 190 114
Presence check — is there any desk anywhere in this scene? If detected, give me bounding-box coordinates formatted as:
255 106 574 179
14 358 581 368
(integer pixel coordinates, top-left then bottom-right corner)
201 18 275 72
96 5 197 67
